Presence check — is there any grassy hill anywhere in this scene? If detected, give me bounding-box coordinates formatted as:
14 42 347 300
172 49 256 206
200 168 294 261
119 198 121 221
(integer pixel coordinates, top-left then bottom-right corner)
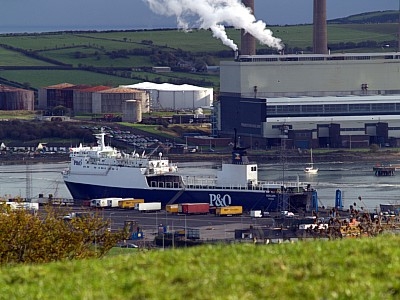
0 235 399 299
0 11 399 91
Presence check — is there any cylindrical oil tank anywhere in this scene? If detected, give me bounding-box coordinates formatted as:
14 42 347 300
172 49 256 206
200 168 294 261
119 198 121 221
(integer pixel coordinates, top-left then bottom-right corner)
122 100 142 123
0 85 34 110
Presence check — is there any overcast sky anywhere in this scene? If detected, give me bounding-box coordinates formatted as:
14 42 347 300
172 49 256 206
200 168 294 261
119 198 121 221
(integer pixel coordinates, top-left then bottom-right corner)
0 0 398 33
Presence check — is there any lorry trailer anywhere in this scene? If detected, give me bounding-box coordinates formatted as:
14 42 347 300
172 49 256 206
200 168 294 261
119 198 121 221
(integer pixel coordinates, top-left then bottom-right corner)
178 203 210 215
135 202 161 212
216 206 243 216
118 198 145 209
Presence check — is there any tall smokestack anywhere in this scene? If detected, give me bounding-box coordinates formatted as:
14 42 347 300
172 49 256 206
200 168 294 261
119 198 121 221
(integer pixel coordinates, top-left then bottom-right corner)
313 0 328 54
241 0 256 55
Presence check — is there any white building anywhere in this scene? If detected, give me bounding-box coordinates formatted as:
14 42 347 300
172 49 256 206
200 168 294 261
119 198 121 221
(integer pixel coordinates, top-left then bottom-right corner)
122 82 213 111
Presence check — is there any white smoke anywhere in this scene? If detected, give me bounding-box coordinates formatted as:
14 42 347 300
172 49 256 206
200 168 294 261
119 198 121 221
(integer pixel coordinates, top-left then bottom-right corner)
143 0 283 51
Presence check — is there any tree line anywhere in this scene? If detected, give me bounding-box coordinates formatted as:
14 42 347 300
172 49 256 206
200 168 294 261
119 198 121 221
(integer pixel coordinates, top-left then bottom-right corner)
0 120 95 143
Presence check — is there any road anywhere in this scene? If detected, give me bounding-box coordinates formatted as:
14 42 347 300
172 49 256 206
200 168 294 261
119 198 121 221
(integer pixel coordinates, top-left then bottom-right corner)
92 208 276 242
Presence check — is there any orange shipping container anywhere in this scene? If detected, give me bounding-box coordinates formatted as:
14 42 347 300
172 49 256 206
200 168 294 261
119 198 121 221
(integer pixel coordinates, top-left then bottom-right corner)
166 204 179 213
118 199 145 209
216 206 243 216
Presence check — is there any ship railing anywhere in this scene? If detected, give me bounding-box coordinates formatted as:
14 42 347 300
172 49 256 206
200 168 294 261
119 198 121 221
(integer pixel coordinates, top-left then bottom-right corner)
258 180 308 188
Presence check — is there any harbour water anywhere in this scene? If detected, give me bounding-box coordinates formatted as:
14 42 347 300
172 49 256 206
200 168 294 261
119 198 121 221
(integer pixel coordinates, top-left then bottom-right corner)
1 161 399 212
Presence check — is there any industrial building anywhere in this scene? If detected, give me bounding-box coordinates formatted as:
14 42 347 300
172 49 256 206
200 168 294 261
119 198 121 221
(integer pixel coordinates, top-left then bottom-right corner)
216 0 400 149
73 86 111 114
38 83 91 110
0 85 34 111
92 87 148 115
219 53 400 149
122 82 213 111
38 84 148 120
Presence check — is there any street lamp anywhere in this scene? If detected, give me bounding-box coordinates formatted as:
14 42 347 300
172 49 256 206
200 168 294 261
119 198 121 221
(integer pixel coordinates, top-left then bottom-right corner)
109 212 115 232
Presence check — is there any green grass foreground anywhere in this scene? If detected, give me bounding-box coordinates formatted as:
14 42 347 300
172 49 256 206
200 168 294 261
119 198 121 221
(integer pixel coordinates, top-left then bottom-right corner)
0 235 399 299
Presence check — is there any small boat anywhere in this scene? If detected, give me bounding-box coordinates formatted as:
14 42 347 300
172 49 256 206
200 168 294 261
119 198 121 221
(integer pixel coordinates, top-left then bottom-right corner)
304 149 318 174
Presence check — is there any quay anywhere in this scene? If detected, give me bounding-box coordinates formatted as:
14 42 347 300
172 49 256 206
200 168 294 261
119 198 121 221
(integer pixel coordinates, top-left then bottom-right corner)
373 165 395 176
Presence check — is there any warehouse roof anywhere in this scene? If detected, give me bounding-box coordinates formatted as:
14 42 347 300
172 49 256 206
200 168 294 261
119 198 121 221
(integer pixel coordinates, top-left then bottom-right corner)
99 87 143 94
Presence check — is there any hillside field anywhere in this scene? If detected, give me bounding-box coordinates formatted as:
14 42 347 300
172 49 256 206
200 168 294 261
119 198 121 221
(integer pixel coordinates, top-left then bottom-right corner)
0 20 399 90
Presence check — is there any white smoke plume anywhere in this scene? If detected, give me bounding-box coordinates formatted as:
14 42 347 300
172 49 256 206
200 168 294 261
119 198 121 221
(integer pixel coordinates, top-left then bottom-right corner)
143 0 283 51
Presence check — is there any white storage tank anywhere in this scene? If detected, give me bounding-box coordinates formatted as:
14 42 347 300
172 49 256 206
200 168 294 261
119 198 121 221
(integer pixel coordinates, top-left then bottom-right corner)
122 100 142 123
121 82 213 111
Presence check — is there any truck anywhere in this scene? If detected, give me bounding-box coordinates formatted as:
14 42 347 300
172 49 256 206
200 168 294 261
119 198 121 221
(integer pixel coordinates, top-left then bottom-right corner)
134 202 161 212
166 204 179 214
216 206 243 216
124 220 144 240
90 198 108 208
250 210 262 218
118 198 145 209
178 203 209 215
62 212 92 221
106 197 123 208
5 202 39 212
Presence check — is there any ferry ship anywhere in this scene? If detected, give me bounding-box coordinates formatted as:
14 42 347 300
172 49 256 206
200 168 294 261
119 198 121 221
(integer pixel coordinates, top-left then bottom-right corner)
62 129 318 212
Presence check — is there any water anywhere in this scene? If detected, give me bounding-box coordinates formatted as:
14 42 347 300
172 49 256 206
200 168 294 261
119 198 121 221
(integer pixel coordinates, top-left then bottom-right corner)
1 161 399 212
259 160 400 212
178 160 400 212
0 162 71 200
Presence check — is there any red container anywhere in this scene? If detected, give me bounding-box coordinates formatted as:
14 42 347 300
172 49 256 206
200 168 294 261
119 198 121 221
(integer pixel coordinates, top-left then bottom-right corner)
179 203 210 215
82 200 91 207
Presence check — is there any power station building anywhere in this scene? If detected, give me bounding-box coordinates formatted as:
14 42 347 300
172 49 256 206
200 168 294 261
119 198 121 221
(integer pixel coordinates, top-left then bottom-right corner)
218 52 400 149
217 0 400 149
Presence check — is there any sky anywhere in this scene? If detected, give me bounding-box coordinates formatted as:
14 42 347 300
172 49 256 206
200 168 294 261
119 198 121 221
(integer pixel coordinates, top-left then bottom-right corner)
0 0 398 33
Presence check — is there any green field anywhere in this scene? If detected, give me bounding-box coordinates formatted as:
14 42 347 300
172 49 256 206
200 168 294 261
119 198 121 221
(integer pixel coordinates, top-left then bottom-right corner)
0 235 399 299
0 70 137 89
0 21 398 90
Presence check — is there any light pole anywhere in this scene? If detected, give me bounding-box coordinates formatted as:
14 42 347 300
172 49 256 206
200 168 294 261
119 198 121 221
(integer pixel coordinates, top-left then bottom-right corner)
185 214 187 247
155 211 158 234
172 221 175 249
109 212 115 232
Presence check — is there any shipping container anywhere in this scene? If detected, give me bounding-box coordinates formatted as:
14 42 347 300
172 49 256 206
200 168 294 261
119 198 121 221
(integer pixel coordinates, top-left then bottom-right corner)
90 198 108 208
82 200 91 207
135 202 161 212
216 206 243 216
107 198 122 208
250 210 262 218
5 202 39 212
166 204 179 213
178 203 210 215
118 198 145 209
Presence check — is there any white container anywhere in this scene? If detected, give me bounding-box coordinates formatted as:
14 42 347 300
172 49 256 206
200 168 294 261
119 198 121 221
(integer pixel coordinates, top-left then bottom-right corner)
250 210 262 218
135 202 161 212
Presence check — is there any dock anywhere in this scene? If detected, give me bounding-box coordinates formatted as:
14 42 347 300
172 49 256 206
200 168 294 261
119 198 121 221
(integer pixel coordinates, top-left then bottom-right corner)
373 165 395 176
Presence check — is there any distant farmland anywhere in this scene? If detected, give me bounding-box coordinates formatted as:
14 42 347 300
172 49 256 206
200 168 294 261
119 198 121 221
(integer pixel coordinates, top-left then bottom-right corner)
0 20 398 90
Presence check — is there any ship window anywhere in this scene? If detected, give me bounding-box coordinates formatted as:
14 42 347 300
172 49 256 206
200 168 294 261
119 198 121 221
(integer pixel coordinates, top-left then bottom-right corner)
349 104 370 112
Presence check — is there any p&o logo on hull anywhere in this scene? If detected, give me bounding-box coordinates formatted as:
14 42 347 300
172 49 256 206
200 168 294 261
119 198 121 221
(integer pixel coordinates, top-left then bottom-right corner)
209 194 232 207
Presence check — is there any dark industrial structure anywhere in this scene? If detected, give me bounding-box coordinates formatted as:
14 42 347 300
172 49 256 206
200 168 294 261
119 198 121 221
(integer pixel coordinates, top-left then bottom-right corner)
0 85 34 110
241 0 256 55
313 0 328 54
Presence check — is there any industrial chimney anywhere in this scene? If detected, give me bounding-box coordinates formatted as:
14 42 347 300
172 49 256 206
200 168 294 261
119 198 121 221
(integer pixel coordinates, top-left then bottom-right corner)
313 0 328 54
241 0 256 55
